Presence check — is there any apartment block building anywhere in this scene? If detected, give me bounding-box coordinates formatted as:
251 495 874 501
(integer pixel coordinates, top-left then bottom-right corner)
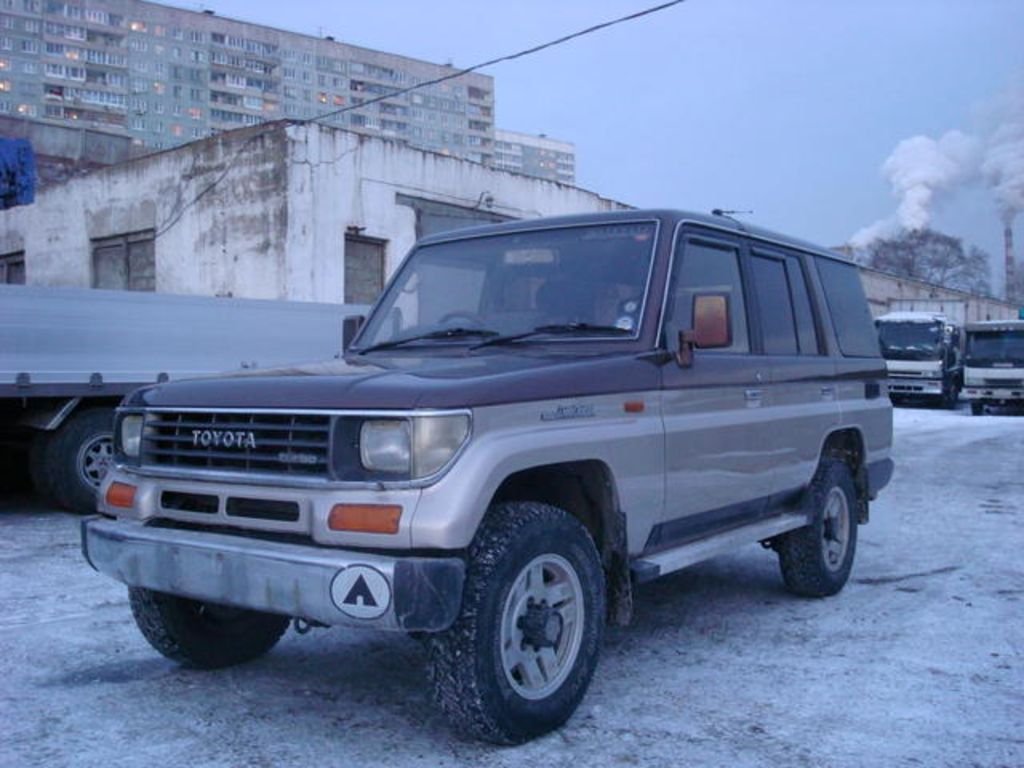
493 128 575 184
0 0 496 162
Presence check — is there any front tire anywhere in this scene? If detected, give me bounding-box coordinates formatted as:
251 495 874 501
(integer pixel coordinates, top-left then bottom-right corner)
428 502 605 744
776 459 858 597
129 587 289 669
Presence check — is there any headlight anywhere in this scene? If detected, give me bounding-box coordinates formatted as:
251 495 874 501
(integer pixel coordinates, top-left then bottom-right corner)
359 414 470 479
120 414 144 458
360 420 412 474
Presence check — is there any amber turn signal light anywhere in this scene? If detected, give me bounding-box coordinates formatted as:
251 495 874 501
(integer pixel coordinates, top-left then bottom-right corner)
105 482 137 509
328 504 402 534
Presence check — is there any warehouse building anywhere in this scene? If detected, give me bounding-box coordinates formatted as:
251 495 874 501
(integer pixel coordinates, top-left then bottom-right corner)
0 119 621 302
860 265 1018 322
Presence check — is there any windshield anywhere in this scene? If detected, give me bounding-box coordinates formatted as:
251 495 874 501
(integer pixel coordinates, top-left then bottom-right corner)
965 331 1024 366
876 321 944 360
355 222 657 351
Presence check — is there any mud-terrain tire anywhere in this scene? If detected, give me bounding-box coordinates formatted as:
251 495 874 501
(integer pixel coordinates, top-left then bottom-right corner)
129 587 289 669
776 459 858 597
970 402 985 416
45 408 115 514
428 502 605 745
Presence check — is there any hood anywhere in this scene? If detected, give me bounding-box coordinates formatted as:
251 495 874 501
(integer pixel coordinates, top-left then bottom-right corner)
126 351 661 410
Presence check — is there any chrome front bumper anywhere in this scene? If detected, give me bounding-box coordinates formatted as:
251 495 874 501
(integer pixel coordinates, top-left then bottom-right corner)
888 377 943 396
964 387 1024 402
82 517 465 632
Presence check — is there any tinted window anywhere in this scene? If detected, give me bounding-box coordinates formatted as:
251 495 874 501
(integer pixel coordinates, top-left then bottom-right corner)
786 255 820 354
749 254 797 355
815 258 879 357
357 222 657 347
666 239 749 353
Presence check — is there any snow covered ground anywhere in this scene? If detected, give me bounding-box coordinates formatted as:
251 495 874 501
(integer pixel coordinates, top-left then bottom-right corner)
1 406 1021 768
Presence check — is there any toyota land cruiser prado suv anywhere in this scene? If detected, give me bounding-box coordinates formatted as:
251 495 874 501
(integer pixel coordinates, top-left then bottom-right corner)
83 210 893 744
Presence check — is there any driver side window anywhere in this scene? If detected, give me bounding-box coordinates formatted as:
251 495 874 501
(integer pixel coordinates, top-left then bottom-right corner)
664 239 750 353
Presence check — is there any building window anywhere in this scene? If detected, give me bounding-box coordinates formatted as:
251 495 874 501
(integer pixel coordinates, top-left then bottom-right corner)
344 235 386 304
92 231 156 291
1 251 25 284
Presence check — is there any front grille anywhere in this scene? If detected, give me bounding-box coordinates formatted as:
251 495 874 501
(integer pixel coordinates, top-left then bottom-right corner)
142 410 331 478
161 490 218 514
226 497 301 522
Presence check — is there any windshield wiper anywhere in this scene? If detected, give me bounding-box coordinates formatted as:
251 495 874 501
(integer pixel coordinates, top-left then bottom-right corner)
470 322 632 350
357 327 498 354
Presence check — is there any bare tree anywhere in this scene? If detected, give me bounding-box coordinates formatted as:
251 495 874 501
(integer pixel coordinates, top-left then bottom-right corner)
862 229 991 295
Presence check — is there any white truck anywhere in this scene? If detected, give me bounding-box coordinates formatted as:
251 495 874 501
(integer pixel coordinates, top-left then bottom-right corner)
886 298 967 327
962 319 1024 415
0 285 365 512
875 311 963 409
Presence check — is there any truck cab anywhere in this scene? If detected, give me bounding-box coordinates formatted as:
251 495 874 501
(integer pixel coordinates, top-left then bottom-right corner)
963 319 1024 415
875 311 962 409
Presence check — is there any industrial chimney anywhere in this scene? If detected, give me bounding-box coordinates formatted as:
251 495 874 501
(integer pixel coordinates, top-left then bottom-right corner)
1005 223 1016 300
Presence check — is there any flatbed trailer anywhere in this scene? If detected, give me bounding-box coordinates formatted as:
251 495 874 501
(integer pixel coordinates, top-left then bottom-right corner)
1 285 365 511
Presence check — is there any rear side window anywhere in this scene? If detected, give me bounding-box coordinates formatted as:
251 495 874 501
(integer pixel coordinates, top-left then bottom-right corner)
749 254 798 355
815 258 879 357
786 255 821 355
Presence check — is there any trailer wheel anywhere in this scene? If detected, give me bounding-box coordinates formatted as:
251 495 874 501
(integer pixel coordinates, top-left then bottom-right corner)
46 408 116 514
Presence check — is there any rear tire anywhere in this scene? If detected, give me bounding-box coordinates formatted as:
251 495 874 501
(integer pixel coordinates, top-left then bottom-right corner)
129 587 289 669
776 459 858 597
45 408 115 514
970 402 985 416
428 502 605 744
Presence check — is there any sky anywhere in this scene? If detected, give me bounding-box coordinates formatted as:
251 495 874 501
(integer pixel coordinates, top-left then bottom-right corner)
178 0 1023 292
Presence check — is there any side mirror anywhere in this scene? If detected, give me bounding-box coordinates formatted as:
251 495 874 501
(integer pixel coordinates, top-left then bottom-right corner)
342 314 366 352
675 294 731 367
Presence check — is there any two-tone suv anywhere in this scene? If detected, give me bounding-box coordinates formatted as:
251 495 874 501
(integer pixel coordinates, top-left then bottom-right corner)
83 210 893 744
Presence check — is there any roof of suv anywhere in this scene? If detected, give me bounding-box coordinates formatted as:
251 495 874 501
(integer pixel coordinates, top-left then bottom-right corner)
416 209 855 265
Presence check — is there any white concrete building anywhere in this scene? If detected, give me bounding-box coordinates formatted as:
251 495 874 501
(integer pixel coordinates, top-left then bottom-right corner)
0 119 624 303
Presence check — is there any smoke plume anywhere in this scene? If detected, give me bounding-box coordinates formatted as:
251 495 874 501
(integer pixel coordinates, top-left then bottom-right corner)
850 81 1024 248
980 89 1024 226
851 131 980 247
